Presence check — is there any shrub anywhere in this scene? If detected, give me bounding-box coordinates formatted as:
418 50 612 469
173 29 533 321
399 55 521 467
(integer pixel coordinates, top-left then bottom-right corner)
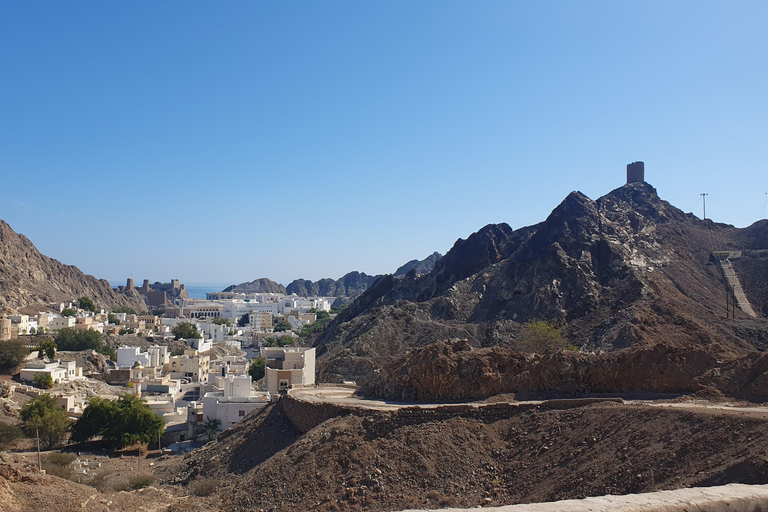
128 474 155 490
33 373 54 389
516 320 575 353
248 357 265 381
190 478 221 497
0 423 23 449
172 322 201 340
42 452 76 478
0 341 30 371
46 452 76 466
77 296 97 312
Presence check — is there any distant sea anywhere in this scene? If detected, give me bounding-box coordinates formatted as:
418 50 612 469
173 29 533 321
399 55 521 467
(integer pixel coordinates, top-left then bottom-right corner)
109 282 231 300
184 283 231 299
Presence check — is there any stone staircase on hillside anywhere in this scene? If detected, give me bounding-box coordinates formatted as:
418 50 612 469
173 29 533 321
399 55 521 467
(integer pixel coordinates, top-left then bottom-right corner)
712 253 757 317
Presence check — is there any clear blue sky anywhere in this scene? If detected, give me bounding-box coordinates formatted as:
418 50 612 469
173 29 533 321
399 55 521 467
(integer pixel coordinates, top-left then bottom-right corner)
1 1 767 286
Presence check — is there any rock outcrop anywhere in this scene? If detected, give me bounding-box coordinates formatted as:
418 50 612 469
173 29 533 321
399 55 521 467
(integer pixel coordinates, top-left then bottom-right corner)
314 182 768 388
0 220 146 313
393 251 442 277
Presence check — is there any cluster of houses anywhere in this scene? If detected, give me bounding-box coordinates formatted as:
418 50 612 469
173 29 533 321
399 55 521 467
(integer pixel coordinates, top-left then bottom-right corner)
0 283 334 445
13 340 317 445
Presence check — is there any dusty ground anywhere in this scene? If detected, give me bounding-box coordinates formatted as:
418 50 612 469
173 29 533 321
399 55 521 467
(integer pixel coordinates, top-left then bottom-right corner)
154 394 768 512
4 388 768 512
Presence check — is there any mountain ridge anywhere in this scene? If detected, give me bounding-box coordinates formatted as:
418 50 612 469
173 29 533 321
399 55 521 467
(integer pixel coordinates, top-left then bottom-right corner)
0 220 147 313
312 181 768 386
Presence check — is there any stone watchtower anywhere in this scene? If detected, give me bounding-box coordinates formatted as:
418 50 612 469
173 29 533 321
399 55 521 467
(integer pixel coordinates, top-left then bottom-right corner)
126 278 135 291
627 161 645 184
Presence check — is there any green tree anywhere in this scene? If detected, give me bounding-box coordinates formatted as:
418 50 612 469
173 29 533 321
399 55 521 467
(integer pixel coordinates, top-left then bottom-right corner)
273 320 292 332
77 296 97 312
249 357 266 381
212 318 230 326
61 308 76 317
20 395 70 449
70 395 164 448
55 328 114 359
201 416 222 441
172 322 201 340
29 327 36 334
262 336 296 347
33 373 54 389
0 342 30 371
55 328 101 351
330 304 346 314
237 314 249 327
113 306 137 315
107 313 120 325
516 320 573 353
118 327 135 335
36 339 57 359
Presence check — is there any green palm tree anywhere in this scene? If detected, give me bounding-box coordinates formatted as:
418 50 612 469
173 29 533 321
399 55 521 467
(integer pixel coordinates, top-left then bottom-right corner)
202 416 222 441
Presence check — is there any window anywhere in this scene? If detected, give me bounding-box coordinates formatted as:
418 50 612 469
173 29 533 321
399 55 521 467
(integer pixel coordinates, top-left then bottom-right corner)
239 410 245 417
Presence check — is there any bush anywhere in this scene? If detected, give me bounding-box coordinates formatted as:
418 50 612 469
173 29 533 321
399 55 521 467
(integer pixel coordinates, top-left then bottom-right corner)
128 474 155 490
112 306 137 315
61 308 77 317
33 373 54 389
0 422 23 449
77 296 97 312
55 328 101 351
516 320 574 353
43 451 76 478
0 341 30 371
172 322 201 340
46 452 76 466
249 357 266 381
190 478 221 497
273 320 292 332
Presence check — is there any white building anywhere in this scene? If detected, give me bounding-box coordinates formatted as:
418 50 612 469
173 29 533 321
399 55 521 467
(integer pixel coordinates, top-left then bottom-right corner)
201 372 270 431
261 346 316 394
20 359 81 385
116 345 169 369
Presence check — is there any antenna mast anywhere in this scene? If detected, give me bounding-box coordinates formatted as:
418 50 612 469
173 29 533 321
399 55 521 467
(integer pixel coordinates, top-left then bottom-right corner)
701 193 709 220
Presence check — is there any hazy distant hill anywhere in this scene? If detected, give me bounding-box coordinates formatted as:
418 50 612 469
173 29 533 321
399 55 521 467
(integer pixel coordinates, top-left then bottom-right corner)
0 220 146 313
222 278 286 294
313 181 768 386
286 253 442 306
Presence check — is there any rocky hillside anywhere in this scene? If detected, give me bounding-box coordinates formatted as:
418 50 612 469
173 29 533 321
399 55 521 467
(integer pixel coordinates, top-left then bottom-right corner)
0 220 146 313
314 182 768 386
222 278 286 294
393 251 442 277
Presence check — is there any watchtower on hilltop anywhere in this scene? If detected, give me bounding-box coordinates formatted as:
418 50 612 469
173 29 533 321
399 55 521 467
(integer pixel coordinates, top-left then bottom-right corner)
627 161 645 184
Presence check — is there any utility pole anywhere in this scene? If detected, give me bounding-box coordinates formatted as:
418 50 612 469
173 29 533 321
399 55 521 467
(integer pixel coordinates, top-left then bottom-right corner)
36 429 41 472
701 193 709 220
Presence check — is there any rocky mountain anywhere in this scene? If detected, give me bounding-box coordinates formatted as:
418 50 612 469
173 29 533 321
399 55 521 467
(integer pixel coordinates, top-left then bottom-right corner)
313 181 768 387
225 253 442 307
222 278 286 294
393 251 442 277
286 271 380 306
0 220 146 314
